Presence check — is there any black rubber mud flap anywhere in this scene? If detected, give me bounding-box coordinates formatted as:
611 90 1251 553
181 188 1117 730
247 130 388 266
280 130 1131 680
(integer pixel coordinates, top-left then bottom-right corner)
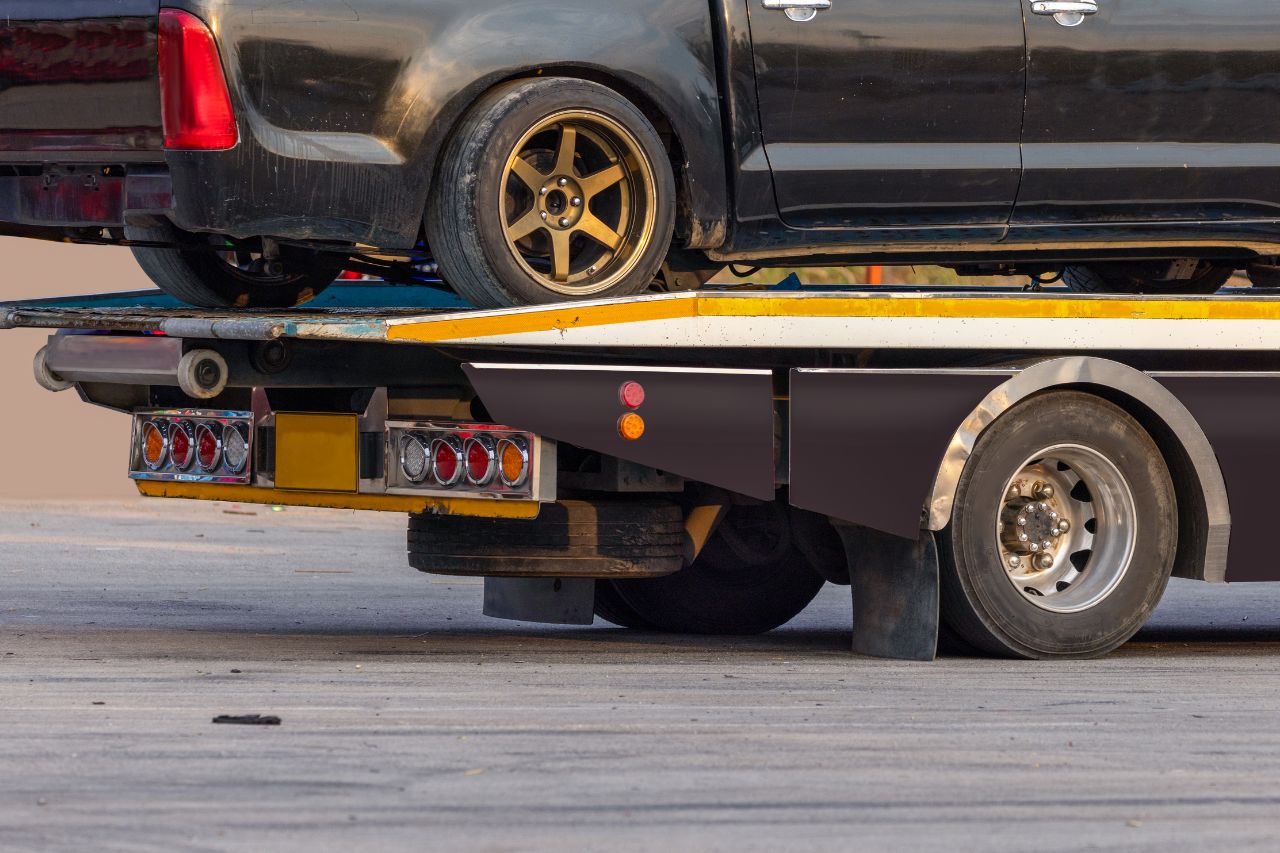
834 524 939 662
483 577 596 626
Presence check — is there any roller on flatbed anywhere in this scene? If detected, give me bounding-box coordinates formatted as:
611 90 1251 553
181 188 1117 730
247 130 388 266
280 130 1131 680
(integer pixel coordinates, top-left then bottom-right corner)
9 280 1280 660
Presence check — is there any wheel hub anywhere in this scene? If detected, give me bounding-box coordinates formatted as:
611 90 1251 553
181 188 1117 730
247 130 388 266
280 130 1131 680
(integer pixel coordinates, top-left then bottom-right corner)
537 176 585 230
993 446 1137 613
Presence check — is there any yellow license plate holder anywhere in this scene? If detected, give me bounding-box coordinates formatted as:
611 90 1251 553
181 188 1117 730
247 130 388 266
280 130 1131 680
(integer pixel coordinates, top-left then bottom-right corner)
274 413 359 493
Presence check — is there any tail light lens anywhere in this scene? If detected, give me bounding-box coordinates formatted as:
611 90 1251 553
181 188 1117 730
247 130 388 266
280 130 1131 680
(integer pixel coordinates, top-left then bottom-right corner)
465 436 496 486
222 424 250 474
497 437 530 488
399 433 430 483
169 420 195 470
431 436 464 487
195 423 222 471
158 9 239 150
141 420 168 470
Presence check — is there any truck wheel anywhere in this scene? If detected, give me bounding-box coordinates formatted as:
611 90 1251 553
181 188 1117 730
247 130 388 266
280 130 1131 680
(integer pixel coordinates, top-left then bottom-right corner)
131 245 345 309
601 502 827 635
428 78 676 308
940 392 1177 659
1062 262 1232 295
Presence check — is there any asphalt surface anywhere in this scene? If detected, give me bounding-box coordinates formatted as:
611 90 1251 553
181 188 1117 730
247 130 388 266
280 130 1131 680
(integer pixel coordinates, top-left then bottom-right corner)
4 500 1280 851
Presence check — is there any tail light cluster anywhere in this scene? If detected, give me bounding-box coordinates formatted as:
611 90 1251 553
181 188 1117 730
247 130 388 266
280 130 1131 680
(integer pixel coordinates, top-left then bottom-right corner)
131 410 253 484
158 9 238 150
387 422 537 499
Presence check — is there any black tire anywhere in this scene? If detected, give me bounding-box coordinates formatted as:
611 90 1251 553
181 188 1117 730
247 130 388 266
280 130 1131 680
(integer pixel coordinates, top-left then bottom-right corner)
593 581 658 630
603 501 827 635
132 245 344 309
1062 262 1232 295
408 500 684 579
428 78 676 308
940 392 1178 660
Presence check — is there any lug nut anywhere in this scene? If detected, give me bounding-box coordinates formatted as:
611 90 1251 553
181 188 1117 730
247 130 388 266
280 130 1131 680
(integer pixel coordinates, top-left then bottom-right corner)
1038 502 1049 512
1033 483 1054 500
570 197 582 207
1017 516 1027 526
1036 553 1054 570
558 177 569 187
540 211 548 220
1057 519 1071 534
559 217 571 227
1029 542 1040 553
540 187 549 196
1009 556 1022 569
1019 532 1029 542
1007 485 1022 499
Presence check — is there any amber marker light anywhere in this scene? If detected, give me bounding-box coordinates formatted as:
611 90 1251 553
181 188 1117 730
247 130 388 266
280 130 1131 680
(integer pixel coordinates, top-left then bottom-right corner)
498 437 530 487
141 420 168 470
618 412 646 441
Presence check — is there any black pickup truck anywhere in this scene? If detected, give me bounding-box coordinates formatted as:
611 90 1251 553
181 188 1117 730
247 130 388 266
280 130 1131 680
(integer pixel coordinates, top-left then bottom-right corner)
3 0 1280 307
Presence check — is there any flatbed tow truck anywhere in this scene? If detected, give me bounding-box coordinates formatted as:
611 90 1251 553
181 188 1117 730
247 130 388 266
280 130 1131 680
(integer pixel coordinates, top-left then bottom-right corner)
6 278 1280 661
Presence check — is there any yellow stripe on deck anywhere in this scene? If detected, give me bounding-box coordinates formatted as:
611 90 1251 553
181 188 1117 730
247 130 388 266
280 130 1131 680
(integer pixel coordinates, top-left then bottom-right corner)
136 481 540 518
384 292 1280 345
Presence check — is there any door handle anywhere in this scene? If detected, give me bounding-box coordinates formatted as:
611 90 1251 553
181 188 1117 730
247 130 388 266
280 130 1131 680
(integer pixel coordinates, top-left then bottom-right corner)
1030 0 1098 27
762 0 832 23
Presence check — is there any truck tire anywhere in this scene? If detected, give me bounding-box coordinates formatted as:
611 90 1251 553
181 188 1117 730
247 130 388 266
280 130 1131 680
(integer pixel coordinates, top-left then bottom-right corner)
131 245 345 309
593 581 658 630
428 78 676 308
601 502 827 635
1062 262 1232 295
408 500 685 579
939 392 1178 659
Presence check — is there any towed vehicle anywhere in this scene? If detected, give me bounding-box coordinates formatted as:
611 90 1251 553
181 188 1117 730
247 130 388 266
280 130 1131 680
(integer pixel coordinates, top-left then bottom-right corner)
4 0 1280 308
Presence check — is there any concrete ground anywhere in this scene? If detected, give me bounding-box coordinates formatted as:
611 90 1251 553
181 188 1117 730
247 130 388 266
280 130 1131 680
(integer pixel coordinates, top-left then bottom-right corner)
3 499 1280 852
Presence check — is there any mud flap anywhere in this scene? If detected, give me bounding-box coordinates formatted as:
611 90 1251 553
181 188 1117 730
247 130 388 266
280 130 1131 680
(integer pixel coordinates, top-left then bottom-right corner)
483 577 596 625
833 524 939 662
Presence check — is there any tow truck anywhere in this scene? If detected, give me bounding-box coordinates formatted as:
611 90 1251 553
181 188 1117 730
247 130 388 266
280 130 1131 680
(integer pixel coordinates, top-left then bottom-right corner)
5 277 1278 661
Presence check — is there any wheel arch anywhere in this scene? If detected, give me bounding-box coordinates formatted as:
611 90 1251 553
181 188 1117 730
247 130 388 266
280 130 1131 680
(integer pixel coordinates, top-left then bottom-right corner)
421 65 726 252
926 357 1230 583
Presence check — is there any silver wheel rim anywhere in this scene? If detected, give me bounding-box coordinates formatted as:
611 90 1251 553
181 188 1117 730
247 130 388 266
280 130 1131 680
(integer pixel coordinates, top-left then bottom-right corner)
994 443 1137 614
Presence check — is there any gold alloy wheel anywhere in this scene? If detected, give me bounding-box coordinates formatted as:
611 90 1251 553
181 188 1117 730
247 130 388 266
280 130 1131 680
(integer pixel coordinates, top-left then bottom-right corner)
500 110 658 295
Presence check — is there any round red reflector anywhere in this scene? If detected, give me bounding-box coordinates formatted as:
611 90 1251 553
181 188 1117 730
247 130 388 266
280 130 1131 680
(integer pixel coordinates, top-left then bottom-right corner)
169 420 194 470
465 436 496 486
619 381 646 409
431 437 463 486
195 423 221 471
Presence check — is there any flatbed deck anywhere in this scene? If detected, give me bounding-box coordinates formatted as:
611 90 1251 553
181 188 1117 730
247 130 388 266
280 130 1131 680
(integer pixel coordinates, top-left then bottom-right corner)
6 282 1280 352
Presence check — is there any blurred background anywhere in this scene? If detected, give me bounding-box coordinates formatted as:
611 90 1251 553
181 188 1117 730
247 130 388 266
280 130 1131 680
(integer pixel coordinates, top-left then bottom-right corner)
0 238 1013 499
0 237 149 498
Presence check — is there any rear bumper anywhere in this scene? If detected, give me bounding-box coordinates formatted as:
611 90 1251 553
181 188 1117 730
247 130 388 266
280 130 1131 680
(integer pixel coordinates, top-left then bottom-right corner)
0 166 171 229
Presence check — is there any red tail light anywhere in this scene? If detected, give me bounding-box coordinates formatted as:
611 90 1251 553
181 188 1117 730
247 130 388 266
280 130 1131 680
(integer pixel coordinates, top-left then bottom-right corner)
195 423 222 471
169 420 195 470
465 436 497 486
157 9 238 150
431 437 464 487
